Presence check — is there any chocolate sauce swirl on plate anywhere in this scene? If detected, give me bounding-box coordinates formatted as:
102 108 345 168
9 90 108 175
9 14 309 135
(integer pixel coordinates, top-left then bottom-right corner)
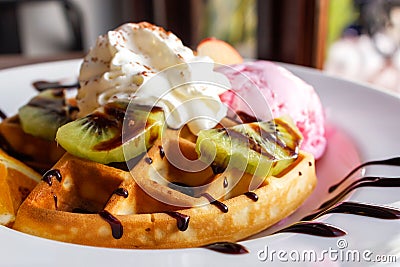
276 222 346 237
113 188 129 198
53 194 58 210
320 176 400 209
99 210 123 239
32 80 79 91
302 201 400 221
203 242 249 254
329 156 400 193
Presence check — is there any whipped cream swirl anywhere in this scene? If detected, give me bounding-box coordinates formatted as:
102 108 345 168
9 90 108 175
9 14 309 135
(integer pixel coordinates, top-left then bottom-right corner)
77 22 229 134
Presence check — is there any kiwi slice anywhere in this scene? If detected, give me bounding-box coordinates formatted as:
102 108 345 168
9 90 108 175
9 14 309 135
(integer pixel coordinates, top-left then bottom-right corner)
195 116 303 177
56 101 164 164
18 89 76 141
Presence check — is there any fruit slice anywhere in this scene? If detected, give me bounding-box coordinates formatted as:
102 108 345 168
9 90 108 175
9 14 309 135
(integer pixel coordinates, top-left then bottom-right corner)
18 89 77 141
195 116 303 178
0 163 13 225
0 115 67 173
0 148 41 226
56 101 164 164
196 37 243 65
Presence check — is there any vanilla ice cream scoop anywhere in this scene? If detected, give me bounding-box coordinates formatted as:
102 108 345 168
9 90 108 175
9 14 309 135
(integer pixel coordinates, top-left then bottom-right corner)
77 22 229 134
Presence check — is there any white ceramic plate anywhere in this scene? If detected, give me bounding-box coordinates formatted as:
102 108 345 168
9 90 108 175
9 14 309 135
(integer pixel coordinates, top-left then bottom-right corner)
0 60 399 267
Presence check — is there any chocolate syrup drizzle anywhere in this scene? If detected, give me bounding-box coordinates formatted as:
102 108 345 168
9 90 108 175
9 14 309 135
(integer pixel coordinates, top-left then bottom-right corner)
302 201 400 221
320 176 400 209
201 193 228 213
41 169 62 186
223 177 228 188
211 163 226 175
0 109 7 120
163 211 190 231
36 156 400 255
244 192 258 202
99 210 123 239
113 188 129 198
32 80 79 91
144 157 153 164
205 156 400 254
168 182 195 197
329 156 400 193
203 242 249 254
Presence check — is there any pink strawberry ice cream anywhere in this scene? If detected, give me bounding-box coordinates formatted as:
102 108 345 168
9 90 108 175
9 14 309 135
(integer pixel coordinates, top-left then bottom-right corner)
218 60 326 159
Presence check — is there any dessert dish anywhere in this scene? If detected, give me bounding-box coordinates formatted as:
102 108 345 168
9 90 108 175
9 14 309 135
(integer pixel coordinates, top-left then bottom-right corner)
2 22 323 249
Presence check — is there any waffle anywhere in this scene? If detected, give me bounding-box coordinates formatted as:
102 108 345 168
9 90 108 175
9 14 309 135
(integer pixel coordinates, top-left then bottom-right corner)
0 148 42 226
0 116 66 173
13 129 317 249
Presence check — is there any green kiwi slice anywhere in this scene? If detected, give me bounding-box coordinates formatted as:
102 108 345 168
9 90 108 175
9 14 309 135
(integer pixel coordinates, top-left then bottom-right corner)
18 89 76 141
195 116 303 177
56 101 164 164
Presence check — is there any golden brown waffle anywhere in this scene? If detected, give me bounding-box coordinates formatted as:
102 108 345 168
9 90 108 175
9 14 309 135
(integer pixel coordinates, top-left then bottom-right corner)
0 116 66 173
0 149 42 226
13 130 317 249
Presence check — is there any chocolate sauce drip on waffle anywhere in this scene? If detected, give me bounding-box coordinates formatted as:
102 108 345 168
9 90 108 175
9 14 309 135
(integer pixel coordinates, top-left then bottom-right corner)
158 145 165 159
329 157 400 193
201 193 228 213
203 200 399 253
113 188 129 198
163 211 190 231
277 222 346 237
144 157 153 164
203 242 249 254
244 192 258 202
168 182 195 197
211 163 225 175
270 158 400 238
53 194 58 210
236 111 259 123
0 109 7 120
320 176 400 209
218 128 276 159
302 201 400 221
42 169 62 186
91 103 162 151
223 177 228 188
32 80 79 91
99 210 123 239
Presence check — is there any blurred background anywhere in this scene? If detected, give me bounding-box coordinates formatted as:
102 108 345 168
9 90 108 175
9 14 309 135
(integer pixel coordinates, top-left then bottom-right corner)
1 0 400 95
